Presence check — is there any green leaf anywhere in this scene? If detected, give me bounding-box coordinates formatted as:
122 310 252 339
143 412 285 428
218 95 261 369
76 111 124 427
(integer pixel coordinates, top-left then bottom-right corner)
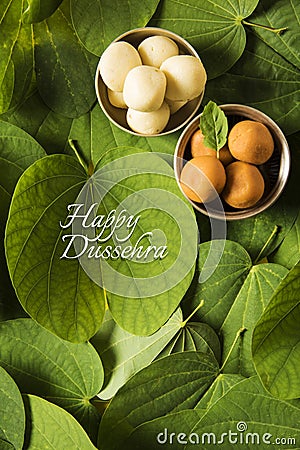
200 101 228 152
205 31 300 135
98 351 219 450
126 376 300 450
91 309 182 400
249 0 299 69
0 1 34 114
0 121 45 321
0 366 25 450
183 240 252 331
151 0 260 79
0 318 103 443
221 263 288 376
157 321 221 363
253 262 300 399
70 0 160 56
79 151 198 335
23 0 63 23
23 395 96 450
5 154 106 342
33 0 98 118
269 211 300 269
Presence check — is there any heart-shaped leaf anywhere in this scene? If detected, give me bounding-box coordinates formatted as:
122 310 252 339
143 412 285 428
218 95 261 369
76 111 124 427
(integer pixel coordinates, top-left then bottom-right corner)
0 366 25 450
0 121 45 321
221 263 288 376
33 0 98 118
70 0 160 56
205 31 300 135
75 151 198 335
253 262 300 399
0 318 104 443
23 0 63 23
151 0 260 79
5 154 106 342
23 394 96 449
98 351 219 450
126 376 300 449
0 0 34 114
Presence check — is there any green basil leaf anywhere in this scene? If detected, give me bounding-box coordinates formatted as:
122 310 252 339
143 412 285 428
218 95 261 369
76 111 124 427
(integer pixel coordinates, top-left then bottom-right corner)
126 377 300 449
92 309 183 400
0 318 103 443
33 0 98 118
249 0 299 69
253 262 300 399
71 0 160 56
23 0 63 23
183 240 252 331
0 366 25 450
5 154 106 342
151 0 259 79
269 211 300 269
23 395 96 450
0 1 34 114
98 351 219 450
221 263 288 376
200 101 228 152
205 31 300 135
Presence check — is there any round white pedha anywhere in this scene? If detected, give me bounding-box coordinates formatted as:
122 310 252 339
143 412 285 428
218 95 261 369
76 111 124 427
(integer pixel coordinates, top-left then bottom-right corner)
160 55 207 102
127 101 170 135
123 66 166 112
99 41 142 92
138 35 179 68
107 89 127 109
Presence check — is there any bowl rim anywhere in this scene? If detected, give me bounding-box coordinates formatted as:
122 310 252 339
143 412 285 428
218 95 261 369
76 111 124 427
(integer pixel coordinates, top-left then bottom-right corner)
94 26 205 137
174 103 291 221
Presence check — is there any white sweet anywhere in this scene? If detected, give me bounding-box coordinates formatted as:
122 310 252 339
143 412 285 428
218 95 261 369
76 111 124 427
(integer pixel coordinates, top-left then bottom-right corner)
123 66 166 112
160 55 207 102
138 36 179 68
165 98 187 114
127 101 170 135
99 41 141 92
107 89 127 109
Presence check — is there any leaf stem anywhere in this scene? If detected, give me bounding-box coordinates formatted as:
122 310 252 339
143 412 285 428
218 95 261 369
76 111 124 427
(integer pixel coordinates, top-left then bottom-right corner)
181 300 204 328
242 20 288 35
68 139 90 174
219 327 246 373
254 225 279 264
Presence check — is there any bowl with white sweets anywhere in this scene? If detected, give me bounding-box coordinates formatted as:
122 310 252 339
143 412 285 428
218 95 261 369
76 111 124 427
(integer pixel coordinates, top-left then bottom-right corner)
95 27 207 136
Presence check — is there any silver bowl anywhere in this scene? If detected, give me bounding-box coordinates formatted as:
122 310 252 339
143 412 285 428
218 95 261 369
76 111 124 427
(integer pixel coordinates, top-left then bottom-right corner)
95 27 205 137
174 104 291 220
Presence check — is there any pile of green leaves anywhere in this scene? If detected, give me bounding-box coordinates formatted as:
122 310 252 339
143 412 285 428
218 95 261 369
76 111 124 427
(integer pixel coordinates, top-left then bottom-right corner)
0 0 299 448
